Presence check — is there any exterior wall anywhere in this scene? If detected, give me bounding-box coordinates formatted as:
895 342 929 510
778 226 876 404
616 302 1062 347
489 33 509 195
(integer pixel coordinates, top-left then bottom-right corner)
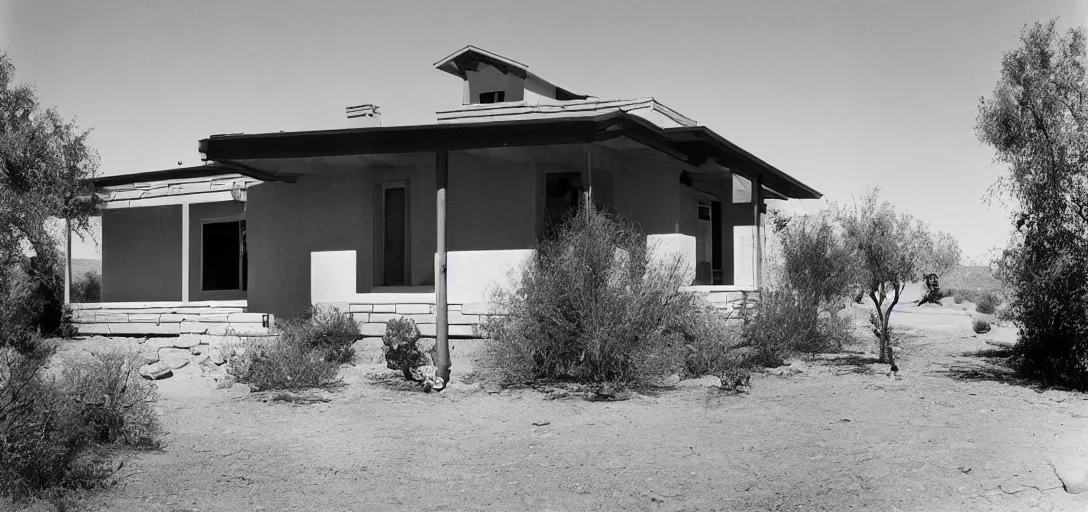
448 153 537 252
464 64 525 104
612 160 682 235
101 206 182 302
189 201 246 302
246 172 374 319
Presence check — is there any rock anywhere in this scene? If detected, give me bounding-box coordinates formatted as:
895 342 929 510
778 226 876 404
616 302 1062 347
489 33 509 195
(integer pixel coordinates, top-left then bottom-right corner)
139 347 160 366
139 362 172 380
190 344 206 355
159 348 191 370
660 374 682 386
1052 460 1088 494
173 335 201 349
192 354 210 366
210 350 227 365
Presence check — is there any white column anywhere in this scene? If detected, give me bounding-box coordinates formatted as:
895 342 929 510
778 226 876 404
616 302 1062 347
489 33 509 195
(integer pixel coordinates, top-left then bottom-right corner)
181 203 190 303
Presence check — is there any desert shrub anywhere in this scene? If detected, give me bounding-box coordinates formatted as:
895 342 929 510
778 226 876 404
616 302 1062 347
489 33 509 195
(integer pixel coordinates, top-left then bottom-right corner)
61 348 161 448
0 342 94 500
303 307 359 364
972 317 992 334
383 318 430 381
71 271 101 303
743 290 853 365
225 317 344 391
677 310 753 390
974 293 1000 315
480 206 698 387
952 293 964 305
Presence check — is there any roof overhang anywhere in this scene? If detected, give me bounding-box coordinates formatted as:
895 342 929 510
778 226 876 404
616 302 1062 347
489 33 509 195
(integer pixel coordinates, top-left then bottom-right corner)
196 112 821 199
91 162 291 188
434 45 587 101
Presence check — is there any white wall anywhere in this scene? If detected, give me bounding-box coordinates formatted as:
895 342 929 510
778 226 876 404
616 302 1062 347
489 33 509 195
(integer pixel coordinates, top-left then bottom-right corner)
464 64 525 104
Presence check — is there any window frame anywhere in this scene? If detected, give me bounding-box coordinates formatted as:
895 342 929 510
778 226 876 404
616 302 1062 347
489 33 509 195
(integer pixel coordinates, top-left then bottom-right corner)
199 215 246 293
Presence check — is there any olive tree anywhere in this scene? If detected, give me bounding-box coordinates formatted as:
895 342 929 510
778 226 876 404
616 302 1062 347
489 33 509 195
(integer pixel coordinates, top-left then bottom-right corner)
0 52 99 344
838 189 928 370
915 230 962 306
976 19 1088 388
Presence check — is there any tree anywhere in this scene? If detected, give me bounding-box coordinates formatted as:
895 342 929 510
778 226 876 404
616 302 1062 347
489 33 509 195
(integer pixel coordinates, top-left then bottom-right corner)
838 189 927 370
915 230 962 306
976 19 1088 388
0 51 99 344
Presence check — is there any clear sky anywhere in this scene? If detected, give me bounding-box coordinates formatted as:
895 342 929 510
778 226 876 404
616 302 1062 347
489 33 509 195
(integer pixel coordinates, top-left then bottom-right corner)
2 0 1086 262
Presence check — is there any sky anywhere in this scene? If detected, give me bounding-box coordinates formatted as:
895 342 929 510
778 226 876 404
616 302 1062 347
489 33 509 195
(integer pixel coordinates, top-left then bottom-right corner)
2 0 1087 262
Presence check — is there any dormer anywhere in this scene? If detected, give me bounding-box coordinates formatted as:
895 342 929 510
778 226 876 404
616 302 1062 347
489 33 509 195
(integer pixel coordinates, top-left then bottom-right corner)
434 46 588 106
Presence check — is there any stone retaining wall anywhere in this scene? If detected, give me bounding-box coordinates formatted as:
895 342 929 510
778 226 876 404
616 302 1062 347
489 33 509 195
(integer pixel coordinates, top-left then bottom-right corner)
316 301 488 338
71 301 275 340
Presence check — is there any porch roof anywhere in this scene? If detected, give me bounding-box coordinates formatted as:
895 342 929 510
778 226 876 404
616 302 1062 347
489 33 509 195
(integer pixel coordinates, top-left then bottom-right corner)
103 112 817 199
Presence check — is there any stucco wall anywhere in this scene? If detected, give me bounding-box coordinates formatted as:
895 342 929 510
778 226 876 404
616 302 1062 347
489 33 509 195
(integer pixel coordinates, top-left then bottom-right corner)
246 172 373 319
465 64 525 104
448 154 537 252
101 206 182 302
188 201 246 302
612 160 682 235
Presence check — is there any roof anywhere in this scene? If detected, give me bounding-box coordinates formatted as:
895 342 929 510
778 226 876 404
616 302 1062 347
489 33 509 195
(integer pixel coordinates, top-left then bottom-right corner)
91 163 272 187
434 45 588 101
192 111 820 199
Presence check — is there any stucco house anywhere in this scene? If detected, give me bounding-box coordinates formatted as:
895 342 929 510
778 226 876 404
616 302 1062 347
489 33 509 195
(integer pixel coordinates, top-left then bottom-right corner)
69 46 821 343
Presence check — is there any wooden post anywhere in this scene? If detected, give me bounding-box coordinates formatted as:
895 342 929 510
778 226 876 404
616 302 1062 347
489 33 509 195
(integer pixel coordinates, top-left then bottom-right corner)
63 218 72 304
181 203 190 303
435 150 451 386
753 176 763 289
719 171 734 285
585 147 593 208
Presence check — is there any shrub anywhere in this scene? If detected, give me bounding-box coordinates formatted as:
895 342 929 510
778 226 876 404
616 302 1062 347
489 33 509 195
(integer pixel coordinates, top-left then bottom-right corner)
677 310 753 390
0 342 92 500
743 290 853 365
304 307 359 364
383 318 430 381
225 315 345 391
71 271 101 303
972 317 992 334
952 292 964 305
480 206 698 387
974 293 1000 315
61 347 161 448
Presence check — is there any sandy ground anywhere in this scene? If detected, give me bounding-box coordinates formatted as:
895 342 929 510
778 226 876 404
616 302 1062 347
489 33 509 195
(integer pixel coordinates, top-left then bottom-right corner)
33 289 1088 512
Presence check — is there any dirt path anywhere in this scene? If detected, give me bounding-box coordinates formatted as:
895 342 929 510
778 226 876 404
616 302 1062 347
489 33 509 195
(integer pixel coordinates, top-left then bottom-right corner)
55 294 1088 512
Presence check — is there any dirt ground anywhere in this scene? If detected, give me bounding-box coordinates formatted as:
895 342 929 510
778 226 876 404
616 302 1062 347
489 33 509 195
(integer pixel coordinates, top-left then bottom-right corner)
32 287 1088 512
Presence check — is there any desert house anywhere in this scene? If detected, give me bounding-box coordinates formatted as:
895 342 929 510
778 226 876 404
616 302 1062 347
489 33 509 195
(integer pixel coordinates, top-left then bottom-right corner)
68 46 822 343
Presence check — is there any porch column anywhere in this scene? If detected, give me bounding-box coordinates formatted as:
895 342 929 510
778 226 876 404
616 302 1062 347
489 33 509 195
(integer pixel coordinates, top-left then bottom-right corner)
435 150 451 386
753 176 763 289
63 218 71 304
181 202 190 302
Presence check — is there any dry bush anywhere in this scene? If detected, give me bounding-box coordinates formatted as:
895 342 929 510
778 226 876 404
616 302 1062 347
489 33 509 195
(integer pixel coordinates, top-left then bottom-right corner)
0 340 109 501
972 317 992 334
382 317 431 381
71 271 101 303
479 206 699 388
61 347 161 448
226 307 356 391
743 290 853 365
676 309 753 391
974 293 1000 315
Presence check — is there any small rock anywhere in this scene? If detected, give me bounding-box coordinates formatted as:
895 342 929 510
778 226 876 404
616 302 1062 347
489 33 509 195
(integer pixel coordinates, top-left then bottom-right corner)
210 351 227 365
139 362 172 380
189 345 203 355
173 335 201 349
1052 460 1088 494
139 347 160 366
192 353 210 365
532 420 551 427
159 348 190 370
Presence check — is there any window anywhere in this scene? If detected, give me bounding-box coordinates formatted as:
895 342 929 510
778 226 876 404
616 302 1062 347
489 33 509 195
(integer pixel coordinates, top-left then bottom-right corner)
543 172 584 239
202 219 246 291
478 91 506 104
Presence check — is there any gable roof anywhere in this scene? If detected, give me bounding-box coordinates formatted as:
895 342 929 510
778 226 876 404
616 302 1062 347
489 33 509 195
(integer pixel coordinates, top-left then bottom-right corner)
434 45 588 101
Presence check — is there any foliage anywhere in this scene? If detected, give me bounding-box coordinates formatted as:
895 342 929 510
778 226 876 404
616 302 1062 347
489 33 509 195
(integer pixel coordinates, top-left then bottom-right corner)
758 210 856 356
72 271 101 303
479 206 699 387
972 317 992 334
382 317 430 381
0 340 137 502
915 231 962 305
838 189 931 369
303 306 358 364
225 316 345 391
61 347 161 448
976 19 1088 388
678 311 752 391
974 293 1000 315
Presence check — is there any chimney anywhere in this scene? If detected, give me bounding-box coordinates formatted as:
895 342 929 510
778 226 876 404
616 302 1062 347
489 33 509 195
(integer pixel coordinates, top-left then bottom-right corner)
347 104 381 128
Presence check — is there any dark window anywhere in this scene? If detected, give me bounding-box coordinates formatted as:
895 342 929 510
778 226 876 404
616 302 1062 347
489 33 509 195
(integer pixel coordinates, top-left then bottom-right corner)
202 220 245 291
479 91 506 104
543 172 584 239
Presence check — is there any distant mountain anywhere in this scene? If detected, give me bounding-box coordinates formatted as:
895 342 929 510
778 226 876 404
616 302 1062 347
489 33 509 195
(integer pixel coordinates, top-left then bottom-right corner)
71 259 101 278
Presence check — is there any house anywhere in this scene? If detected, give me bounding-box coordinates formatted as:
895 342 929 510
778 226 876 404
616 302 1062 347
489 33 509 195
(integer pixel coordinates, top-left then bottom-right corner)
68 46 821 349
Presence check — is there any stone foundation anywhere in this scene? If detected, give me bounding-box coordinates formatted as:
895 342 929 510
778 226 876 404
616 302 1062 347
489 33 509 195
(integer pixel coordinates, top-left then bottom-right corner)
70 301 276 340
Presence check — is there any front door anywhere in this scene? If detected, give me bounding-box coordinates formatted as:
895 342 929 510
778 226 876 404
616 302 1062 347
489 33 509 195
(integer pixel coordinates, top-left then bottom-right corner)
382 184 407 286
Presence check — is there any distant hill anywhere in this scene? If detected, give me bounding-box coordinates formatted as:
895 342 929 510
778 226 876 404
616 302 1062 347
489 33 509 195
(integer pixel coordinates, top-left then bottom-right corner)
943 265 1003 294
71 259 101 278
